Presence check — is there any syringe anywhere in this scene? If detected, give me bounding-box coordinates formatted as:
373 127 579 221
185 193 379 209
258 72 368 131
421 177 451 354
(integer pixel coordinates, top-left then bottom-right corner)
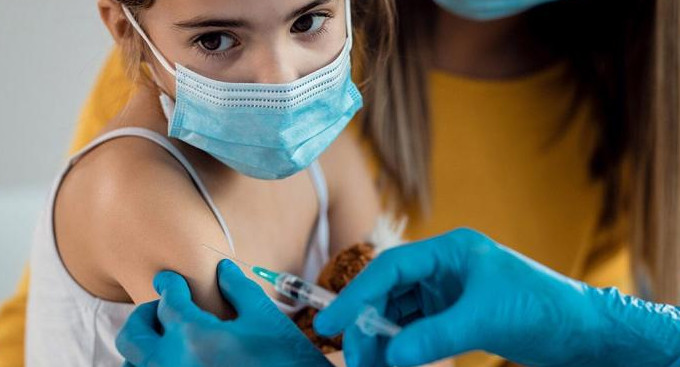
202 244 402 338
252 266 402 337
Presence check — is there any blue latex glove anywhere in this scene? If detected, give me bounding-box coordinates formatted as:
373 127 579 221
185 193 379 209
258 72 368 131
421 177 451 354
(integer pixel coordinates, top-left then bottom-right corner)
314 228 680 367
116 260 331 367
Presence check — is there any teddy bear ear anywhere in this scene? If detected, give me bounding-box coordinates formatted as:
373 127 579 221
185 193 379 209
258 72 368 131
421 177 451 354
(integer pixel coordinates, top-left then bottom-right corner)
368 213 409 255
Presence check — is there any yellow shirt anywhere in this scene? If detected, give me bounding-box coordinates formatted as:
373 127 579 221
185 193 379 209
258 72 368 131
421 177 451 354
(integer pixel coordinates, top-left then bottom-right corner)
0 49 631 367
407 65 632 366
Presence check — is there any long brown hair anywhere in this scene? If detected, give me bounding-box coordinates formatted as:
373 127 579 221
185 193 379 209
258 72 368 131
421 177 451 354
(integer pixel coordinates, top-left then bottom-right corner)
640 0 680 303
353 0 437 213
357 0 680 303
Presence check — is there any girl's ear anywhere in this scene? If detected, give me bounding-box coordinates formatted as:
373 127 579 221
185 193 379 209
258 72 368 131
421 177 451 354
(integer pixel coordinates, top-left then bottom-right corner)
98 0 131 44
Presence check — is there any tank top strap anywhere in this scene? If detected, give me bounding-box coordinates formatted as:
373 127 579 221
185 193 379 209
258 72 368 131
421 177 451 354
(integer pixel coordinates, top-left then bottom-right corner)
308 161 329 215
304 161 330 276
69 127 236 255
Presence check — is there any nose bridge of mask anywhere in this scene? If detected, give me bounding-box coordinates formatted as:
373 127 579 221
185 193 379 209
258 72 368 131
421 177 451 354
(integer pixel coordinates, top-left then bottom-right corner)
121 0 354 80
173 39 353 112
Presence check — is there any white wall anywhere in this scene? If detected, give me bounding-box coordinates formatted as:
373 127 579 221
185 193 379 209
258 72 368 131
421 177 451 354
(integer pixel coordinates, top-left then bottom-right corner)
0 0 112 300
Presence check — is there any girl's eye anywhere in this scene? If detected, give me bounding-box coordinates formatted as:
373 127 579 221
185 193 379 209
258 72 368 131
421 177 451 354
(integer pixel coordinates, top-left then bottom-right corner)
291 13 327 34
196 32 236 52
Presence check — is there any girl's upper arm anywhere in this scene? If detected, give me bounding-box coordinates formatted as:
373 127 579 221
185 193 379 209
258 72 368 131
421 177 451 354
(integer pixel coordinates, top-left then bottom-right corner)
321 131 381 256
56 138 234 319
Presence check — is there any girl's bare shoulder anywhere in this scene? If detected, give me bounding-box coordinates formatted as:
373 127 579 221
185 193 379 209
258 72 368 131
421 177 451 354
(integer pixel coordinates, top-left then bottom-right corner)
54 135 230 308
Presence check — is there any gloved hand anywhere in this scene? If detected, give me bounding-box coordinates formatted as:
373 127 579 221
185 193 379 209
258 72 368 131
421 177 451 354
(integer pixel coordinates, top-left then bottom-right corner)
116 260 331 367
314 228 680 367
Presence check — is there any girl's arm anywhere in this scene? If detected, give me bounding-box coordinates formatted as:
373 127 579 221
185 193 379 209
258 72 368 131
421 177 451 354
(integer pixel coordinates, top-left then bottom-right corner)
321 130 381 256
55 137 235 319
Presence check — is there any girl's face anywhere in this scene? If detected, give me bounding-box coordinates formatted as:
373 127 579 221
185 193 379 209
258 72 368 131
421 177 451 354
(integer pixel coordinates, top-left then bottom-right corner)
134 0 347 95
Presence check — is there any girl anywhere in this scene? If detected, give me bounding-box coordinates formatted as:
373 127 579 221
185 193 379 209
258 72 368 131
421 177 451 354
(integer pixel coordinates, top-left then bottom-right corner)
4 0 676 367
25 0 381 365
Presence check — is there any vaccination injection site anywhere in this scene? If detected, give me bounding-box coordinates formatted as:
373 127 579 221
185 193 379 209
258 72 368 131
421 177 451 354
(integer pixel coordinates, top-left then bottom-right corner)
3 0 680 366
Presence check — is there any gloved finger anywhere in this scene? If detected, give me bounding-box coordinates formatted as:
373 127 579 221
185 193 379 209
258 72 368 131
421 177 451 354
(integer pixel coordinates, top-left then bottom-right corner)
386 288 425 326
217 259 273 318
153 271 204 326
342 323 388 367
386 300 478 366
343 295 391 367
315 240 444 336
116 301 161 366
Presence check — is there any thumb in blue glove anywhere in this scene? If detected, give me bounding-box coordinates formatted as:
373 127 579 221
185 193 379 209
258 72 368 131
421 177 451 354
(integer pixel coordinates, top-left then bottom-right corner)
314 228 680 367
116 260 331 367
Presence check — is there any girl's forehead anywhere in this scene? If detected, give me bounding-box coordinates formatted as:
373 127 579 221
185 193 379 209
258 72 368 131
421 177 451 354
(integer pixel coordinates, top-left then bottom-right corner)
158 0 339 24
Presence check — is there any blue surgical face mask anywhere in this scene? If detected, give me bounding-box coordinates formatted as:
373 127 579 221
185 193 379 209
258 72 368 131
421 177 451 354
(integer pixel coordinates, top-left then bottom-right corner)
122 1 362 180
433 0 559 21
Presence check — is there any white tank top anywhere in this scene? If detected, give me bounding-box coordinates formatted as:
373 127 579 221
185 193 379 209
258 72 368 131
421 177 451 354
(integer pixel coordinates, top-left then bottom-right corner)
25 127 331 367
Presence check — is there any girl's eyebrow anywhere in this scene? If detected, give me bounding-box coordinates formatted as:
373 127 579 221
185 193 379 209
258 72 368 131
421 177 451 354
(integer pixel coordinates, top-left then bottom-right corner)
174 17 247 30
173 0 334 30
287 0 334 21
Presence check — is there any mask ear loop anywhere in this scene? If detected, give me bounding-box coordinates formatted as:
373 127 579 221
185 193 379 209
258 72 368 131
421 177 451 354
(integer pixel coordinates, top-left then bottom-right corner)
345 0 353 48
121 5 177 77
121 6 175 120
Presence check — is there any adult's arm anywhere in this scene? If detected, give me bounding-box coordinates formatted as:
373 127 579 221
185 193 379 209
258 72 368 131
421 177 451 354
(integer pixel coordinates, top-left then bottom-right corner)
315 228 680 367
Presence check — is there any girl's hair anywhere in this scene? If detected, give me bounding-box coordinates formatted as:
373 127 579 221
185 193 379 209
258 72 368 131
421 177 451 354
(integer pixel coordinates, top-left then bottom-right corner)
358 0 680 303
352 0 437 213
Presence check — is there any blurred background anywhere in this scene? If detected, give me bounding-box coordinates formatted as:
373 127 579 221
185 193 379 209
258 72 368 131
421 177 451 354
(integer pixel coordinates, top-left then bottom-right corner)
0 0 112 300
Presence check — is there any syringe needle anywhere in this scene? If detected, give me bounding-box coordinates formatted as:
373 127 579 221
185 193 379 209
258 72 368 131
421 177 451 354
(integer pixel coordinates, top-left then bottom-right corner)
201 243 253 268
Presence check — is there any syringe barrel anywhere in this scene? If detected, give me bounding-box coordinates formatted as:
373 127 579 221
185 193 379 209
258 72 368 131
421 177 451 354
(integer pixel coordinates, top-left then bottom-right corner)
274 273 337 309
274 272 403 338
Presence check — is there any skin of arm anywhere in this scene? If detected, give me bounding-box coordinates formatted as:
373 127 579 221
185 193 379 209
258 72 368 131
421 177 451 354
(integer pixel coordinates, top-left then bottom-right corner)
322 129 381 256
54 135 236 319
